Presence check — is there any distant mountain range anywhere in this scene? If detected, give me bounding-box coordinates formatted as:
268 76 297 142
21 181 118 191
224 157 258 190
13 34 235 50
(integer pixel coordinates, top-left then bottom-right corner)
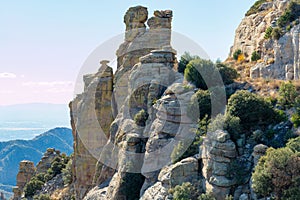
0 127 73 198
0 103 71 141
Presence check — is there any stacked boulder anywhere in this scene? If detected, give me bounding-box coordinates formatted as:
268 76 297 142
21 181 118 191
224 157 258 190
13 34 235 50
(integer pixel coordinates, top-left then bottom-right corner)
200 130 237 200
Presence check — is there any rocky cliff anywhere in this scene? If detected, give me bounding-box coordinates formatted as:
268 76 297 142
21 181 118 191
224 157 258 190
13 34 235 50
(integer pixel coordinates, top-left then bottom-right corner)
66 3 300 199
70 60 114 199
69 5 256 200
230 0 300 80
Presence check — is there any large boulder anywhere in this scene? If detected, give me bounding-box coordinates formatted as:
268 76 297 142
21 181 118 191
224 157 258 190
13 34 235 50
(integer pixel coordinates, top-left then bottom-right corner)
141 157 201 200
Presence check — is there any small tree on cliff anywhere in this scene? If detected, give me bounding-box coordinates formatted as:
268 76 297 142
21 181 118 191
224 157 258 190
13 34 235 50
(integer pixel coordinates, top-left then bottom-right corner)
178 52 200 73
184 59 217 90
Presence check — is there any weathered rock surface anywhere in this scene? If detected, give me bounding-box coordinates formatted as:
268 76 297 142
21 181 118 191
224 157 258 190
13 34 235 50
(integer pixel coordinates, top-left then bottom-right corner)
70 61 114 199
141 157 200 200
12 161 35 200
230 0 300 80
114 7 173 114
200 130 237 200
69 4 273 200
252 144 268 166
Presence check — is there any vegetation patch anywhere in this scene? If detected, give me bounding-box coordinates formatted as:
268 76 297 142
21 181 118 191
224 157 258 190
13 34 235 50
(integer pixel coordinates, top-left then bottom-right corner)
252 137 300 199
251 51 261 62
134 109 149 126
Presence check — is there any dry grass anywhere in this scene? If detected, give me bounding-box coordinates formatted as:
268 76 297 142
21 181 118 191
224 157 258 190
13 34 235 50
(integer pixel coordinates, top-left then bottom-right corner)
51 186 73 200
224 58 300 98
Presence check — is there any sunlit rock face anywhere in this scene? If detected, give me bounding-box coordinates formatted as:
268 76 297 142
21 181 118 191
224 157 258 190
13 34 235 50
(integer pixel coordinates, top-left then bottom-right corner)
231 0 300 80
70 61 114 199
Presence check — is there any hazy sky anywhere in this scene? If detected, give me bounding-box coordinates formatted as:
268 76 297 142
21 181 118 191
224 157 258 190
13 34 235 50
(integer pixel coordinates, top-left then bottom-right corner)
0 0 256 105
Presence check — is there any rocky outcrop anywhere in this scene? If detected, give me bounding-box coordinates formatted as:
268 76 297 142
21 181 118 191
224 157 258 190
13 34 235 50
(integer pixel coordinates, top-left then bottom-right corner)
141 157 200 200
200 130 237 200
70 5 269 200
114 6 173 113
141 81 197 194
71 6 181 200
12 161 35 200
70 61 114 199
103 47 181 200
36 148 60 174
230 0 300 80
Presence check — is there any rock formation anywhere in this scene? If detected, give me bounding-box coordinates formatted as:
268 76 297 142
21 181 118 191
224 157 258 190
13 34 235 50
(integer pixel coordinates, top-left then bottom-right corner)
70 5 275 200
114 6 172 113
36 148 60 174
141 157 200 200
230 0 300 80
70 60 114 199
200 130 237 200
12 161 35 200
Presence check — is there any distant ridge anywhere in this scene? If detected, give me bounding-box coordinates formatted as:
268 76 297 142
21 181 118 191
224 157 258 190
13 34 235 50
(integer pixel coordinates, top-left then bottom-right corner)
0 127 73 197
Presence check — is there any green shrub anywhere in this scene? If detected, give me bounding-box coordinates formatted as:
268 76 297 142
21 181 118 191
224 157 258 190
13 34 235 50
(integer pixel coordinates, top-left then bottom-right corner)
264 26 273 39
24 178 44 197
184 59 217 89
291 113 300 128
227 90 280 131
274 109 288 122
33 194 51 200
44 173 52 182
216 63 239 85
245 0 267 16
62 159 73 185
252 138 300 199
277 11 293 27
187 90 211 121
277 81 298 109
277 1 300 28
251 51 261 62
35 173 45 182
209 114 241 141
169 182 200 200
271 27 282 40
233 49 242 60
178 52 200 73
51 161 64 176
197 192 216 200
134 109 148 126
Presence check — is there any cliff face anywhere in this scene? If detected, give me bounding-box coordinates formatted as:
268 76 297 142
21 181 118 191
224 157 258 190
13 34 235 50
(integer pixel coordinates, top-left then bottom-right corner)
70 62 114 199
230 0 300 80
70 5 268 200
69 6 181 199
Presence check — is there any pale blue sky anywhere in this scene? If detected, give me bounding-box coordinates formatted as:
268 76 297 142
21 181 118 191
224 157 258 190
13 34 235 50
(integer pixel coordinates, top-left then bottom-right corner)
0 0 256 105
